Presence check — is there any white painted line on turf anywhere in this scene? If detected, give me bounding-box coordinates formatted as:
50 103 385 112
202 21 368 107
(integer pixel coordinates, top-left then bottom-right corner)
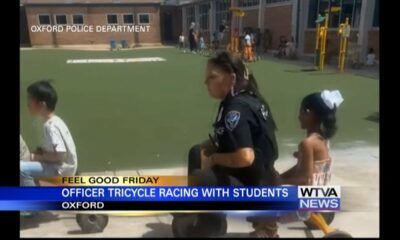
66 57 166 64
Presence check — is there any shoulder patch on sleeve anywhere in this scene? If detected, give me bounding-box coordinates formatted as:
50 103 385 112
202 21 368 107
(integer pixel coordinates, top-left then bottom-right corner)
260 105 269 120
225 111 241 131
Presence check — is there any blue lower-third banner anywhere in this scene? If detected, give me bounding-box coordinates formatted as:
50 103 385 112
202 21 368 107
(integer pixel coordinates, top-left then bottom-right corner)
0 186 340 211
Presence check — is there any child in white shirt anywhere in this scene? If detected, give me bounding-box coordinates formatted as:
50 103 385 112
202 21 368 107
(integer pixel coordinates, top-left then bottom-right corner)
21 80 78 187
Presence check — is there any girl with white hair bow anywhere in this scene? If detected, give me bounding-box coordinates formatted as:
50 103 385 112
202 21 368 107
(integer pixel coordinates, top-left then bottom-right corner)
280 90 344 186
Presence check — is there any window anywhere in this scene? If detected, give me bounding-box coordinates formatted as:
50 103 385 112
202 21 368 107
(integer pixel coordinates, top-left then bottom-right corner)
340 0 361 28
238 0 259 7
55 14 67 25
352 0 362 28
38 14 51 25
107 14 118 25
265 0 291 4
199 3 210 31
308 0 318 28
317 0 330 26
307 0 363 28
215 0 230 30
328 0 340 28
138 13 150 24
123 14 134 24
72 14 84 25
186 6 195 30
373 0 379 27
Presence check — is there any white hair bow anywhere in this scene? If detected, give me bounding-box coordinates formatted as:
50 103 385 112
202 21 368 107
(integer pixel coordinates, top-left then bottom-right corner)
321 90 344 110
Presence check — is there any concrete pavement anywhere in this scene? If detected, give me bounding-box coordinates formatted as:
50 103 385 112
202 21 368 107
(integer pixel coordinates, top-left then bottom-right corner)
20 146 379 238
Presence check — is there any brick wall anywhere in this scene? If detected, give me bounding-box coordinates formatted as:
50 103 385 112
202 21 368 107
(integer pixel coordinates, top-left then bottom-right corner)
242 9 258 29
264 4 292 50
368 29 379 59
160 6 182 43
25 4 161 46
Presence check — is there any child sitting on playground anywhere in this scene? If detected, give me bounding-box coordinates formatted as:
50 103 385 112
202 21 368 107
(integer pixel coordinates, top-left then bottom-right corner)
366 48 377 66
276 36 287 58
20 80 78 187
285 37 296 59
280 90 344 186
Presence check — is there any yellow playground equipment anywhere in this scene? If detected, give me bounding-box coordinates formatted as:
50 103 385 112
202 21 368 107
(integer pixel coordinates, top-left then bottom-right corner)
228 7 245 54
338 17 351 72
315 13 329 71
315 6 343 71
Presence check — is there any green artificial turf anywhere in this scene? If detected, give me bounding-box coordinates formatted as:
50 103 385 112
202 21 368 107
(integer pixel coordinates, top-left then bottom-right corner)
20 48 379 171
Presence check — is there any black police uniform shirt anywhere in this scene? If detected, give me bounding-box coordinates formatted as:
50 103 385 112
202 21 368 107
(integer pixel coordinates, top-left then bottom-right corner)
212 90 278 186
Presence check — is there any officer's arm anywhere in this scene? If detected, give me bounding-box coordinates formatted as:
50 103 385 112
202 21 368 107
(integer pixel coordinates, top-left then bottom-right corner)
211 148 254 168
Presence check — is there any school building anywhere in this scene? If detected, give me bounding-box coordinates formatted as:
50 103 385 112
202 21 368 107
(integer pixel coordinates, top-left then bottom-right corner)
20 0 168 47
20 0 379 63
176 0 379 62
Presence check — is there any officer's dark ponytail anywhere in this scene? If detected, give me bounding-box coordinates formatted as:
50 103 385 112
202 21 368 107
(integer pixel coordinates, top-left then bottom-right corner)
208 51 277 130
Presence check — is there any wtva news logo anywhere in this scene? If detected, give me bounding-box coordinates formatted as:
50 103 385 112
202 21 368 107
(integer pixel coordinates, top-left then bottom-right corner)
298 186 340 211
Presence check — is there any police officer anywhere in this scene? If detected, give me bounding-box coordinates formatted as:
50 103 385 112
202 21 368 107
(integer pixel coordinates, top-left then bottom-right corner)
172 52 280 238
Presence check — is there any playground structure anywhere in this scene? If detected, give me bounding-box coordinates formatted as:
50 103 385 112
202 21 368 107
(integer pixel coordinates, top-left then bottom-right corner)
228 7 245 54
315 6 352 72
314 13 329 71
338 17 351 72
227 7 257 62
